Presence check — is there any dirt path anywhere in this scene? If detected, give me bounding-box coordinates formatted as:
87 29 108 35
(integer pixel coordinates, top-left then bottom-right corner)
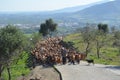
18 66 60 80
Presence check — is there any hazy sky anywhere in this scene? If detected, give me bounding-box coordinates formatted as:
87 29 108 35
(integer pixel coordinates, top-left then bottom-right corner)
0 0 111 12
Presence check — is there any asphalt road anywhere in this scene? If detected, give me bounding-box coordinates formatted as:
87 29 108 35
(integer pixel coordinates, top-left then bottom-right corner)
55 61 120 80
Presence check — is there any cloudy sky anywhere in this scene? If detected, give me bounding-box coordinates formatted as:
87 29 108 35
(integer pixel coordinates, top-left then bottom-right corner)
0 0 113 12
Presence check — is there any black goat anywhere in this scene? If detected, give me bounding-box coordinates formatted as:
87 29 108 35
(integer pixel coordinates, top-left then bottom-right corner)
85 59 94 65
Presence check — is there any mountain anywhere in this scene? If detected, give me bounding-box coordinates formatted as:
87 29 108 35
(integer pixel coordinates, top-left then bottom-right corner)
0 0 119 34
45 0 112 13
0 0 113 24
0 0 119 27
72 0 120 25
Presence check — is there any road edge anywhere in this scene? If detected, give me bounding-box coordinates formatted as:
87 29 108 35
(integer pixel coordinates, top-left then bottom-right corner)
53 66 63 80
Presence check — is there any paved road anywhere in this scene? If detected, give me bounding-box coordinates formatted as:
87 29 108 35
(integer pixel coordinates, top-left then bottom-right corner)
55 61 120 80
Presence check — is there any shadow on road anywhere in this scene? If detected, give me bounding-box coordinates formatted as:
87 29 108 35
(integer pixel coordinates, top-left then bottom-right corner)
105 66 120 70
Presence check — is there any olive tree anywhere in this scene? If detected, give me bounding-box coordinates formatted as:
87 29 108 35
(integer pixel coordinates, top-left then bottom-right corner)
0 25 26 80
113 31 120 54
80 24 96 56
94 23 109 58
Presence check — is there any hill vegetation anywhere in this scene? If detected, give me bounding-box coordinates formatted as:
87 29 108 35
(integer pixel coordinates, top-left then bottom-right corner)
0 0 120 79
0 25 42 80
2 52 30 80
64 23 120 65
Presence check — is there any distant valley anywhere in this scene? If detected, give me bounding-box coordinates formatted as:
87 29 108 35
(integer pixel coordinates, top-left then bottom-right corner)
0 0 120 33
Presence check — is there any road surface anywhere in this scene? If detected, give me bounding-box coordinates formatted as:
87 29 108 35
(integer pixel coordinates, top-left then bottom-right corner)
55 61 120 80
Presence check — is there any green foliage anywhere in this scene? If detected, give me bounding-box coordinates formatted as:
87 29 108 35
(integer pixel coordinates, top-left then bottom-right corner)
39 23 48 36
88 47 120 65
80 25 96 55
64 32 120 66
2 51 30 80
98 23 109 33
113 31 120 53
31 33 42 44
25 33 42 68
113 31 120 40
39 18 57 36
0 25 26 60
0 25 27 79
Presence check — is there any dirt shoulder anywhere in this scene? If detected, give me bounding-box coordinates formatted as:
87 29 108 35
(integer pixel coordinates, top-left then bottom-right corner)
17 66 60 80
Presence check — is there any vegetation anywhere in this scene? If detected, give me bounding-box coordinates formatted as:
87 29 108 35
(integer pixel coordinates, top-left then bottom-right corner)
2 51 30 80
39 18 57 37
64 23 120 65
1 32 42 80
95 23 109 58
80 24 95 56
0 25 28 80
0 18 120 80
113 31 120 53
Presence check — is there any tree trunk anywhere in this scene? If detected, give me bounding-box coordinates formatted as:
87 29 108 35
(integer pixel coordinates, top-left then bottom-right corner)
97 48 100 58
119 47 120 54
86 42 90 56
7 66 11 80
0 64 2 78
97 41 100 58
0 64 4 78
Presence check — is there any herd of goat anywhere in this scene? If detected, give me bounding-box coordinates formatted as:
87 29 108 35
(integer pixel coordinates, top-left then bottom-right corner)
31 37 94 67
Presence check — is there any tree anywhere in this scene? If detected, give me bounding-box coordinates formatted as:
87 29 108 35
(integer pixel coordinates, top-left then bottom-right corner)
26 32 42 68
39 18 57 37
80 24 95 56
94 24 109 58
111 26 116 34
98 23 109 33
113 31 120 54
0 25 26 80
39 23 48 36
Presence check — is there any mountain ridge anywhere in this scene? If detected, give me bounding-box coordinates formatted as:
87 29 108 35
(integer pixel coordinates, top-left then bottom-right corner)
0 0 119 25
69 0 120 25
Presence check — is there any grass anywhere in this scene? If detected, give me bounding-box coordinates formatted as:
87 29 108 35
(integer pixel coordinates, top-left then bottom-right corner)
2 32 119 79
25 33 32 37
64 33 120 66
2 51 30 80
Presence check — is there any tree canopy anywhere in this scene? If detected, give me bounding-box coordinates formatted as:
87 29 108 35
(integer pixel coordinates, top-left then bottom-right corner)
0 25 26 80
39 18 57 36
98 23 109 33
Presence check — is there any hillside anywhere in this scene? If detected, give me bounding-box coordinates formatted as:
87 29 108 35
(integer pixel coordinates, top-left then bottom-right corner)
73 0 120 25
76 0 120 16
0 0 120 34
0 0 115 25
64 33 120 65
50 0 110 13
